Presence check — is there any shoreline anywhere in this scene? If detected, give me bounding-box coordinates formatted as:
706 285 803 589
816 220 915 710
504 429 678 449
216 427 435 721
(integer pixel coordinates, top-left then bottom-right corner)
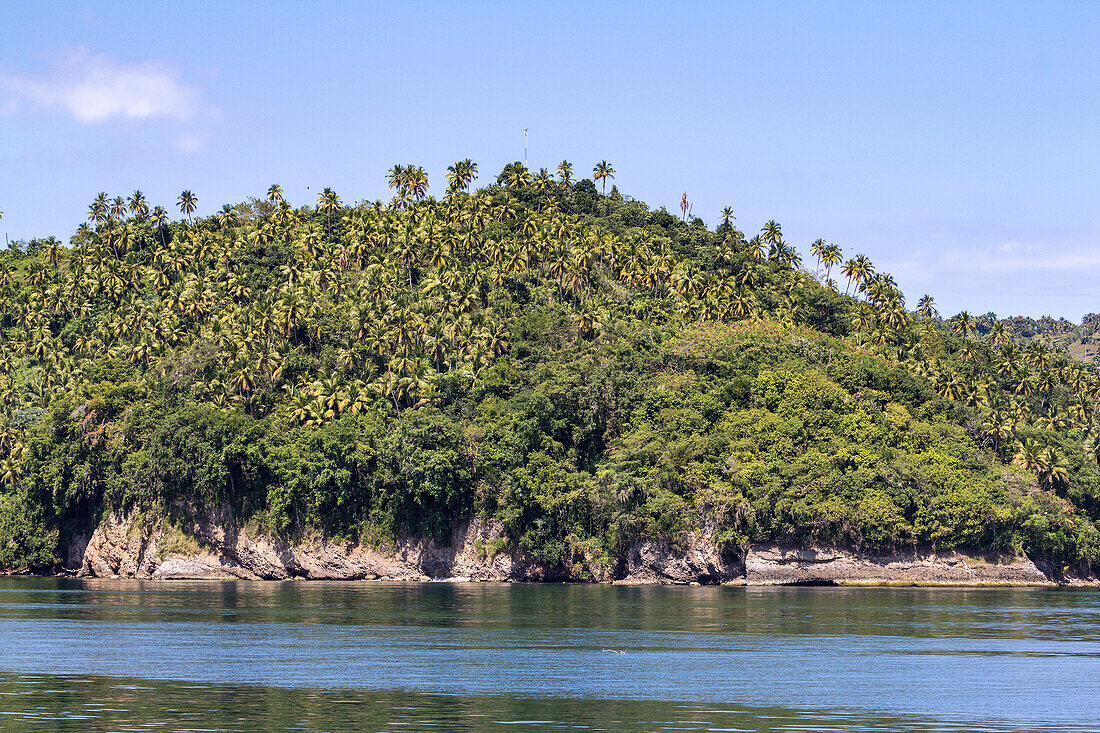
2 512 1091 589
0 571 1080 587
2 509 1089 586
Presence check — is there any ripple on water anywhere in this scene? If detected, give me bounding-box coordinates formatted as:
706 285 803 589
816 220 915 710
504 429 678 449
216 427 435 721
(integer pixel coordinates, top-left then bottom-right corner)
0 579 1098 731
0 674 1091 733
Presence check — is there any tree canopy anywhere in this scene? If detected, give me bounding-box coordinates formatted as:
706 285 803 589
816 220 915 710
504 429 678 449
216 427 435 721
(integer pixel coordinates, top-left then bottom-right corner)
1 161 1098 577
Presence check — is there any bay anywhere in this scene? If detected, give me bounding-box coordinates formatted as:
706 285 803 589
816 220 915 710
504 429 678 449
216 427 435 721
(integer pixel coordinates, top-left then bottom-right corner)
0 578 1096 731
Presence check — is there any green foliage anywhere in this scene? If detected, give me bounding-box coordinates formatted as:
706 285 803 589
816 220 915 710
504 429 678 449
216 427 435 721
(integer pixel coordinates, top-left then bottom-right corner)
0 491 57 570
374 409 474 539
1 166 1098 577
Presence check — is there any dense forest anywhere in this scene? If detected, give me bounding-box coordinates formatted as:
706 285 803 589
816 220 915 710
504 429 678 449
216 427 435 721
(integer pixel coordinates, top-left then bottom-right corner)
1 160 1099 577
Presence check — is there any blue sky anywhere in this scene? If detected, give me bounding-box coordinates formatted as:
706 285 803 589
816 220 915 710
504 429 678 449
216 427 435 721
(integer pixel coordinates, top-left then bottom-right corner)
2 1 1099 320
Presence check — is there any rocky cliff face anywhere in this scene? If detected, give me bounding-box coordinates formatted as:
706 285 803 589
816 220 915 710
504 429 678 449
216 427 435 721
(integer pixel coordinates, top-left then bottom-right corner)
71 510 1052 585
77 510 551 581
744 544 1050 585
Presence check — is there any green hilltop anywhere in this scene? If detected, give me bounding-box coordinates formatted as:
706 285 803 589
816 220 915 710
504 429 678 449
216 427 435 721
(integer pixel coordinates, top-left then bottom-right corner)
1 160 1098 577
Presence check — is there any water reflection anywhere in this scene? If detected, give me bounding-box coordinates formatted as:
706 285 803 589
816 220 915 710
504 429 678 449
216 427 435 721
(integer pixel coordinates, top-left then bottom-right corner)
3 579 1098 641
0 579 1098 731
0 673 1083 732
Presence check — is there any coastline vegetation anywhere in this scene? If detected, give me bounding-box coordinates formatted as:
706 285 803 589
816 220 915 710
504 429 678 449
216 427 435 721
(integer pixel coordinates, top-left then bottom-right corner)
1 161 1098 576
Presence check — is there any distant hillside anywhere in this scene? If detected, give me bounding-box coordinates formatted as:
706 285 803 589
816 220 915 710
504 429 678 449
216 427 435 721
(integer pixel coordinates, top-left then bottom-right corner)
1003 315 1100 364
951 313 1100 364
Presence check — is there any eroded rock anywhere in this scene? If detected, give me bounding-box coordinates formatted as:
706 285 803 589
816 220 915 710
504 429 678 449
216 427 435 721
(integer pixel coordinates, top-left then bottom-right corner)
74 510 1057 585
745 543 1050 585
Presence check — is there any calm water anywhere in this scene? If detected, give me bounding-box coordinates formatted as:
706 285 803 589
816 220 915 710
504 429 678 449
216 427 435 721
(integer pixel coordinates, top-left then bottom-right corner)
0 579 1097 731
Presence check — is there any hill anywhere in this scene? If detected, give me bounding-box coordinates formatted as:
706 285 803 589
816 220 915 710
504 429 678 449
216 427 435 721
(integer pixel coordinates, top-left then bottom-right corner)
999 314 1100 364
1 161 1098 580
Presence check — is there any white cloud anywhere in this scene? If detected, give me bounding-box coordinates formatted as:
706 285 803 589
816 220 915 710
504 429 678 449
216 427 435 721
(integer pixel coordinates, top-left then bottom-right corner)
0 48 202 123
876 226 1100 319
172 132 206 154
933 241 1100 274
885 228 1100 284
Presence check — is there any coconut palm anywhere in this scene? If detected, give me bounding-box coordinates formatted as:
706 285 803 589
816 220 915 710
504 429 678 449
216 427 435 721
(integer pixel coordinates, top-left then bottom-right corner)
840 254 874 296
981 409 1012 454
719 207 736 231
1012 437 1045 474
810 239 826 278
88 193 109 225
951 311 975 339
127 190 149 218
1039 447 1069 490
446 159 478 194
504 164 531 189
761 220 782 252
820 244 842 285
556 160 574 186
177 190 198 223
592 161 615 195
317 187 342 233
216 204 237 230
1085 433 1100 465
406 167 429 201
989 321 1008 349
917 295 937 319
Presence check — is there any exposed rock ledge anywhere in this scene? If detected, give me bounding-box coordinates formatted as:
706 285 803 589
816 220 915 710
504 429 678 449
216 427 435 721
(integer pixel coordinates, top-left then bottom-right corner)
71 511 1055 585
743 544 1051 585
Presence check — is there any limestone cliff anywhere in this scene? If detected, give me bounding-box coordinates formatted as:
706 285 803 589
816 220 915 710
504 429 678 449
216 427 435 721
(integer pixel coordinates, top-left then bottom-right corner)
68 509 1055 585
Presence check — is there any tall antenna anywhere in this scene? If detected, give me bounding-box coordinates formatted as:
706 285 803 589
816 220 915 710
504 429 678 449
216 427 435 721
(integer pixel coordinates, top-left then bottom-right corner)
523 129 528 165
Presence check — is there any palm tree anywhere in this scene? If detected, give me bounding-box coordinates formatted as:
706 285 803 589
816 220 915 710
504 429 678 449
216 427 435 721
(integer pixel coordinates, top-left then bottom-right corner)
0 458 20 489
917 295 937 319
810 239 826 278
1085 433 1100 465
44 237 63 268
981 409 1012 455
556 160 574 186
986 320 1006 348
504 164 531 189
951 311 975 338
267 184 284 204
1039 447 1068 490
177 190 198 223
532 168 555 200
317 187 341 233
127 190 149 218
821 244 842 284
761 220 782 251
88 193 109 225
938 373 966 401
772 241 801 269
406 166 429 201
1012 437 1044 474
1025 342 1051 372
841 254 873 296
730 291 756 319
446 159 478 194
719 207 736 230
387 164 408 199
216 204 237 230
592 161 615 195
